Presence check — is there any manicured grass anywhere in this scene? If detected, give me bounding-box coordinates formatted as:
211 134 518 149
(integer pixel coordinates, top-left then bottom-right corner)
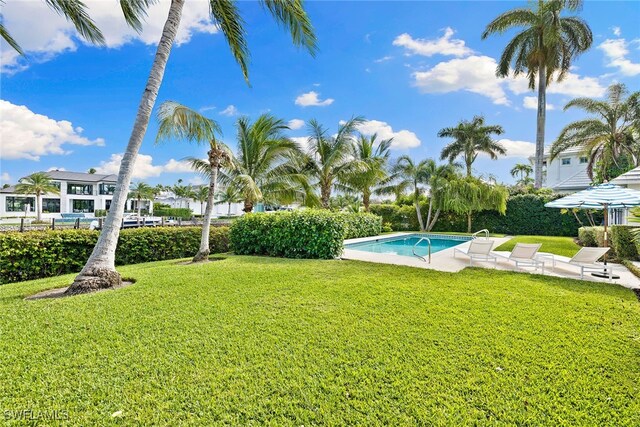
1 256 639 425
495 235 582 258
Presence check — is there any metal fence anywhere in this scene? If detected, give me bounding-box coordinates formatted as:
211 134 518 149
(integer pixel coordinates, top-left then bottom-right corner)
0 217 233 233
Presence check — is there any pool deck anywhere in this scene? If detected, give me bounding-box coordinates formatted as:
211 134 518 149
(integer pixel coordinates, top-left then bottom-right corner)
342 233 640 290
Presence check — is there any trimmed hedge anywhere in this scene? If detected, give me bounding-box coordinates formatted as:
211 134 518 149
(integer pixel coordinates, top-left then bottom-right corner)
578 227 601 247
610 226 639 261
152 207 193 219
230 210 381 259
0 226 229 284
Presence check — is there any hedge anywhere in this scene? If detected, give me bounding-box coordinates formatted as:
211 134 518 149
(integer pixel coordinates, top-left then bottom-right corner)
230 210 381 259
0 226 229 284
610 225 639 261
152 207 193 219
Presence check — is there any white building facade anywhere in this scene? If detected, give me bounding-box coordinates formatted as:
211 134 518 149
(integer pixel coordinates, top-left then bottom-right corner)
536 147 592 193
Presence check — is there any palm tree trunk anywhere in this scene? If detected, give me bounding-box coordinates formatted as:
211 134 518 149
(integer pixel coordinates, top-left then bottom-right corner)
426 197 433 230
466 160 472 177
320 183 331 209
427 209 440 232
467 212 472 233
137 196 142 218
193 166 218 262
243 200 253 213
414 187 424 231
534 65 547 188
363 190 370 212
227 202 231 216
36 192 41 222
67 0 185 295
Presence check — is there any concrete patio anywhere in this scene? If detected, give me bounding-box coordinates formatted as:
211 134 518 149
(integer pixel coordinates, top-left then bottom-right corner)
342 233 640 290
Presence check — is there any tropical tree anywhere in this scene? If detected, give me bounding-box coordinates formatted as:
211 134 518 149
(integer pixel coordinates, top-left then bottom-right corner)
382 157 431 231
510 163 534 185
156 101 233 262
128 182 155 218
63 0 316 294
172 180 190 209
442 175 509 233
193 186 209 215
438 116 506 177
228 114 314 213
14 172 60 222
340 133 392 211
482 0 593 188
550 83 640 182
422 161 459 232
88 168 97 174
216 185 243 216
303 117 365 208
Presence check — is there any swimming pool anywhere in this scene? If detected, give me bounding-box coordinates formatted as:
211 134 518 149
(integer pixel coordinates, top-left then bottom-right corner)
344 234 472 258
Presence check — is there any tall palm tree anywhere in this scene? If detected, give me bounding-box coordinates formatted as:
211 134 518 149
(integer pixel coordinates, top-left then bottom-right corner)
382 156 431 231
340 134 392 212
228 114 314 213
215 185 243 216
193 186 209 215
66 0 317 294
128 182 155 218
482 0 593 188
156 101 233 262
14 172 60 222
550 83 640 182
303 117 365 208
422 161 459 232
438 116 506 177
510 163 534 185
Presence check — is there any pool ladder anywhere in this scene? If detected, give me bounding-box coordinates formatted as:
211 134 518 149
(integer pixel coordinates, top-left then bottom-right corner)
412 236 432 263
471 229 490 240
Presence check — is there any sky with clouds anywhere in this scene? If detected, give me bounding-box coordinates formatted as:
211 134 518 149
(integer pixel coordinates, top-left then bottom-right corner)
1 0 639 186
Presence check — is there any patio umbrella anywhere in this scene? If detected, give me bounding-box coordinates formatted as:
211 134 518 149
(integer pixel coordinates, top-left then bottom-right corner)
545 183 640 277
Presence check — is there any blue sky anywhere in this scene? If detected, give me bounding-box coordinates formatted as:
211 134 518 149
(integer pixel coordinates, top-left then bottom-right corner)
1 0 639 186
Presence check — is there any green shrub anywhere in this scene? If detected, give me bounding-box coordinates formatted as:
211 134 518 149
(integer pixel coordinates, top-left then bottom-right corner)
578 227 599 247
94 209 107 217
153 207 192 219
230 210 380 259
0 226 229 284
610 226 639 261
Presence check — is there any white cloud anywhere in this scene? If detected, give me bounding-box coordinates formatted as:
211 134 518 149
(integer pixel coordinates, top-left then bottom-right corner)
393 28 473 58
295 91 334 107
613 27 622 37
188 176 205 186
507 71 607 97
219 105 239 117
287 119 305 130
1 0 218 74
374 56 393 63
94 154 193 179
496 139 536 158
290 136 310 151
412 55 510 105
0 100 104 161
598 38 640 76
1 172 11 183
355 120 421 149
199 105 216 112
523 96 555 110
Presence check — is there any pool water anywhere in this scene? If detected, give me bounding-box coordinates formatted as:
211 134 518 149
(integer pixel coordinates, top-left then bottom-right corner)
344 234 471 258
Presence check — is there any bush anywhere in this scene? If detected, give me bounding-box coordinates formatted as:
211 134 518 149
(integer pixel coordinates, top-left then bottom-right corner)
610 225 639 261
153 207 192 219
0 226 229 284
94 209 107 217
230 210 380 259
578 227 600 247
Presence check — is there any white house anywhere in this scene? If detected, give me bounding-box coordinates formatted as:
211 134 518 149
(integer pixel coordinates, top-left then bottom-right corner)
154 186 244 217
536 146 592 192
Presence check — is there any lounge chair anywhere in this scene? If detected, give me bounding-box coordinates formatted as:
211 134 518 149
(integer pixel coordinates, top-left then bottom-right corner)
559 247 612 281
454 240 496 266
499 243 545 273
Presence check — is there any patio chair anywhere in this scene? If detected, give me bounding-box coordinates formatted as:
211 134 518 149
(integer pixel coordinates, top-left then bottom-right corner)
499 243 545 273
559 247 612 281
454 240 496 266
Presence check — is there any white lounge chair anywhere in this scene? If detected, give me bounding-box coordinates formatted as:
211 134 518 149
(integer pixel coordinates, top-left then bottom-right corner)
499 243 545 273
454 240 497 266
559 247 613 281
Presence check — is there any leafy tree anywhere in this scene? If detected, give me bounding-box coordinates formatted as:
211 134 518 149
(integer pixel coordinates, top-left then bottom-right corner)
65 0 317 294
215 185 243 216
128 182 155 218
88 168 96 174
381 157 431 231
303 117 365 208
438 116 505 177
15 172 60 222
422 161 459 232
510 163 534 185
482 0 593 187
550 83 640 182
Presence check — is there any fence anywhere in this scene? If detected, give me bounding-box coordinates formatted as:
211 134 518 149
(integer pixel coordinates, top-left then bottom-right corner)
0 217 233 233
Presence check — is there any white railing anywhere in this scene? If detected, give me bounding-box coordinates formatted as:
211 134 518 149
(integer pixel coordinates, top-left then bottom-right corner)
471 229 490 240
413 237 432 263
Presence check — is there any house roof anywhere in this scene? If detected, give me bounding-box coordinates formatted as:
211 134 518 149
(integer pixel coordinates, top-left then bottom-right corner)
552 168 592 192
43 170 117 183
0 185 18 194
611 167 640 186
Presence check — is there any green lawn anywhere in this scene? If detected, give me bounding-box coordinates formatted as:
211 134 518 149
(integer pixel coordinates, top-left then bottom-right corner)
495 235 582 258
1 256 638 425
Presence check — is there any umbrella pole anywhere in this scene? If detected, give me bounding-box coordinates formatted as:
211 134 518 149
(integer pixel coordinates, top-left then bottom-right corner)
593 203 619 279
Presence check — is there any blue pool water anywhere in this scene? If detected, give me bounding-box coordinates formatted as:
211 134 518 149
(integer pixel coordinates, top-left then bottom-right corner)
345 234 472 258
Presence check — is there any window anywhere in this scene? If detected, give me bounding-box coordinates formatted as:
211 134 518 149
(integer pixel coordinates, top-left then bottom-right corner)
42 198 61 213
6 196 35 212
105 199 112 211
67 184 93 195
72 199 94 213
561 158 571 165
51 181 61 190
99 183 116 195
579 157 588 164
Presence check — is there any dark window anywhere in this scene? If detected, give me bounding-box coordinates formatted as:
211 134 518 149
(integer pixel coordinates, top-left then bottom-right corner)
51 181 61 190
67 184 93 195
580 157 588 164
42 198 61 213
99 183 116 195
72 199 94 213
6 196 35 212
561 158 571 165
105 199 112 211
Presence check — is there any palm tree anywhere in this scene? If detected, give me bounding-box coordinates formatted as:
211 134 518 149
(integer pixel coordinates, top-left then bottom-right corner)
66 0 317 294
303 117 365 208
482 0 593 188
193 187 209 215
172 180 189 209
216 185 243 216
382 157 431 231
438 116 506 177
14 172 60 222
228 114 314 213
510 163 534 185
157 101 234 262
340 134 392 212
422 161 459 232
550 83 640 182
128 182 155 218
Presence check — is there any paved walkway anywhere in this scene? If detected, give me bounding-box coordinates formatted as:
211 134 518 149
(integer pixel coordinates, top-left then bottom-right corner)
342 233 640 290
